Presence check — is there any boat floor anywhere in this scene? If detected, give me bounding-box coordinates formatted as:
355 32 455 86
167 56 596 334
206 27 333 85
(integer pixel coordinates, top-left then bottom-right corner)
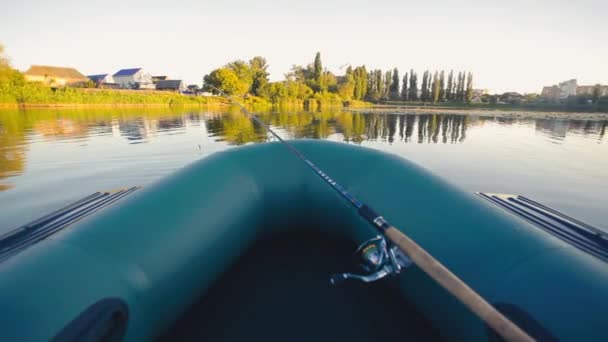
160 233 441 341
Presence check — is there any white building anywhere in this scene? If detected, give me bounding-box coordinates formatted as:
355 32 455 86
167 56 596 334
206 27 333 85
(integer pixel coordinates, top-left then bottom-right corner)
113 68 154 89
577 85 608 97
558 79 577 98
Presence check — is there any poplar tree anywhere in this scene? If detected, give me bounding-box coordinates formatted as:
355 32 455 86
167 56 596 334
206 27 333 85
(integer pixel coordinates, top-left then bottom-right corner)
456 71 463 102
439 70 446 102
432 71 440 103
389 68 400 100
447 70 454 101
353 66 368 100
383 70 392 100
421 71 428 102
427 71 433 100
377 70 384 101
465 72 474 103
365 69 384 102
401 72 408 101
314 52 323 80
346 65 353 76
460 71 467 102
408 70 418 101
365 70 376 101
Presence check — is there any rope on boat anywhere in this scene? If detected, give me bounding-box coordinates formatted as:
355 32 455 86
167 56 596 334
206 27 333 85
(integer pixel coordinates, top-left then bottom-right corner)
209 87 535 342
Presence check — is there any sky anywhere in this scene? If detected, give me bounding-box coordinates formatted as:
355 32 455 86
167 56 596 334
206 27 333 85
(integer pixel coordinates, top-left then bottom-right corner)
1 0 606 94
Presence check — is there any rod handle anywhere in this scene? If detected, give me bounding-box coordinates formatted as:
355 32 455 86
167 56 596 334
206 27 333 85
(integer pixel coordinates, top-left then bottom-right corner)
384 226 534 342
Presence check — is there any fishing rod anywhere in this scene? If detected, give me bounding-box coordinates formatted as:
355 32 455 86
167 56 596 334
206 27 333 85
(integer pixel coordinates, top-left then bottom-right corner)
209 86 534 342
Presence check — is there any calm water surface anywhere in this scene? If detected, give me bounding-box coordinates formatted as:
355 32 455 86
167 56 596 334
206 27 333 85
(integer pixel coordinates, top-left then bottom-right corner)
0 107 606 232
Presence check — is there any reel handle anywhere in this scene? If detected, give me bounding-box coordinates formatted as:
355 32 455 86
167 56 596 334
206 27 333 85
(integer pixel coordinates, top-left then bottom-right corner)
329 274 348 286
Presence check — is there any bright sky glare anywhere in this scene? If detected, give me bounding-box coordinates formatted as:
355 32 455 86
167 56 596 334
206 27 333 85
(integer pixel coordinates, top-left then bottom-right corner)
1 0 606 94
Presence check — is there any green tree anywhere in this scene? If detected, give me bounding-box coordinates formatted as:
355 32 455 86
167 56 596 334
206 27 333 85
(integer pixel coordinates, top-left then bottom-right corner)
408 70 418 101
353 66 368 100
432 71 441 103
337 73 355 100
345 65 353 77
446 70 454 101
249 56 269 96
401 72 408 101
225 60 253 87
421 71 429 102
0 44 27 102
203 68 249 96
319 70 337 93
465 72 474 103
389 68 400 100
383 70 392 101
365 69 383 102
314 52 323 80
456 71 463 102
439 70 446 102
285 65 307 83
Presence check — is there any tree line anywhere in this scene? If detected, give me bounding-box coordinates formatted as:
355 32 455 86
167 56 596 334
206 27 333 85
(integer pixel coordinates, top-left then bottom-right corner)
203 52 475 105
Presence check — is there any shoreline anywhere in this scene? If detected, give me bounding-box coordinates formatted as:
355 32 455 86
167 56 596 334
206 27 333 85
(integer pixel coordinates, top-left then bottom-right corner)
0 102 228 109
347 105 608 120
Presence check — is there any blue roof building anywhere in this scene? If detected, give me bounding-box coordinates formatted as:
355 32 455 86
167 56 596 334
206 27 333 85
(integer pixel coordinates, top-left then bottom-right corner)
113 68 142 77
112 68 154 89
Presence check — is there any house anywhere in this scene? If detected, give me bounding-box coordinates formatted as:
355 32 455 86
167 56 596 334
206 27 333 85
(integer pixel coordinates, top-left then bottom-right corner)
156 80 186 92
558 79 577 98
113 68 154 89
541 86 561 100
87 74 115 86
577 85 608 97
23 65 89 86
541 79 578 100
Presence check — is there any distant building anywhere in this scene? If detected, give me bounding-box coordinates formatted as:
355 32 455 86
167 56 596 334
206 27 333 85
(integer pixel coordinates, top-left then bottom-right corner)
87 74 115 86
470 89 486 103
23 65 89 86
558 79 577 98
152 76 168 84
113 68 154 89
156 80 186 92
577 85 608 97
541 86 561 100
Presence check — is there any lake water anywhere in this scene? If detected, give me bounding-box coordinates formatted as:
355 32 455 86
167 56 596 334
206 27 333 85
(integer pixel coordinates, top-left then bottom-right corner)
0 107 606 233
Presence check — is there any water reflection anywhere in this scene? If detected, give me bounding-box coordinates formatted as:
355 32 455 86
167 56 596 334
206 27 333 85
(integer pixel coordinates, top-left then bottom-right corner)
0 107 606 191
535 119 607 142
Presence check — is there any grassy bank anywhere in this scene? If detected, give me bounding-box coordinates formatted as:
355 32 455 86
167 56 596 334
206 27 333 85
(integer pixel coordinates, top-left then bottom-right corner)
0 87 372 110
0 86 230 107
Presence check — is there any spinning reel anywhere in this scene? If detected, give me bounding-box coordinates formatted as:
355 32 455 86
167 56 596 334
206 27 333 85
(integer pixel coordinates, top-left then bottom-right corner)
330 236 412 285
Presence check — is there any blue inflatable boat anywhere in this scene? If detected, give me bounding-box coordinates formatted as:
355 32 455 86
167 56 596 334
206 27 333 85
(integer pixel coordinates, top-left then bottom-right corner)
1 140 607 341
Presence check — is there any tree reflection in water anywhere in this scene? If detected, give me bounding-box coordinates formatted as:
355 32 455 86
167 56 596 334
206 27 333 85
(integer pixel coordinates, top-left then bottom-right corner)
0 107 606 192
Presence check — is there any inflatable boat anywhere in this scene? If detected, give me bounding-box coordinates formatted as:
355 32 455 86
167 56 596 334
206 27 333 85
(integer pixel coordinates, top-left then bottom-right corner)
1 140 607 341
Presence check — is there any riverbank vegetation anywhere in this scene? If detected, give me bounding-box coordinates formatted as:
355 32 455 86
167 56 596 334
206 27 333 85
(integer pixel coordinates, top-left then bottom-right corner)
203 53 475 109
